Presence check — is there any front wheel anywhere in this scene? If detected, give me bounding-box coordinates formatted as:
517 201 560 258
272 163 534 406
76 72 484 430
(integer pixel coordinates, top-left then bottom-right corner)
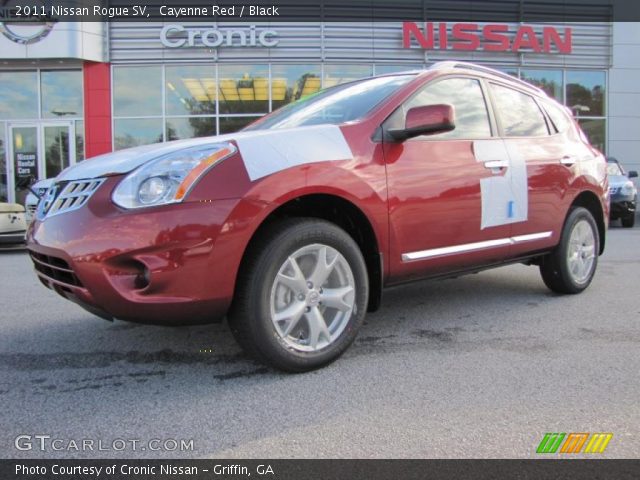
228 218 369 372
539 207 599 294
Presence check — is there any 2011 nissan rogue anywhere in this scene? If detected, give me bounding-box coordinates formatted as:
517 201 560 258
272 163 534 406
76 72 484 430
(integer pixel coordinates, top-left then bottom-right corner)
27 62 608 372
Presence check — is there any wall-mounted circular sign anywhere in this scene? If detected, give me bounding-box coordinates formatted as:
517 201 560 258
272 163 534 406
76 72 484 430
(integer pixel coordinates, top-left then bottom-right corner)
0 22 55 44
0 0 55 45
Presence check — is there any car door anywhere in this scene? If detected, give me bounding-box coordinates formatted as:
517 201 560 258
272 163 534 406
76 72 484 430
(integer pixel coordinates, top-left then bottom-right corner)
383 76 514 282
487 83 573 257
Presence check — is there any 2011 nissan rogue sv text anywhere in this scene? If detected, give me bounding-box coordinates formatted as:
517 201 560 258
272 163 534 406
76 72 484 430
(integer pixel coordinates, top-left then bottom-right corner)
27 62 608 372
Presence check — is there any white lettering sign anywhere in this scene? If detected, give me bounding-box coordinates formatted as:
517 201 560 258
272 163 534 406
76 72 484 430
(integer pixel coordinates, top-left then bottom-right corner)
160 24 278 48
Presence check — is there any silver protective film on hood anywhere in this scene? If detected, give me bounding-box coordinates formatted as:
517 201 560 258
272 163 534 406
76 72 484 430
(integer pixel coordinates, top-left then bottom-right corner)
55 125 354 183
56 137 227 182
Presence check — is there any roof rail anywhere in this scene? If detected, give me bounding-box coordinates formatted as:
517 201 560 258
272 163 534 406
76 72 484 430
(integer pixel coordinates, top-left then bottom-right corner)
429 61 546 96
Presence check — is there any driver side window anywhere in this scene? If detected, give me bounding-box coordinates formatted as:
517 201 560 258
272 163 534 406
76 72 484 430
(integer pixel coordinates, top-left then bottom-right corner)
387 77 492 140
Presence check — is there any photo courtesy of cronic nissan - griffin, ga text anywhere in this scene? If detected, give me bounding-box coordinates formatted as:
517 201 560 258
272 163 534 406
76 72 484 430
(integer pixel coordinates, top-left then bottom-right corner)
27 62 609 372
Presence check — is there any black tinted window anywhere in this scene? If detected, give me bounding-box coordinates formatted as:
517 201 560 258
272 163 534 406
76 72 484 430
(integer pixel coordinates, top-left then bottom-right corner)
388 77 491 139
490 83 549 137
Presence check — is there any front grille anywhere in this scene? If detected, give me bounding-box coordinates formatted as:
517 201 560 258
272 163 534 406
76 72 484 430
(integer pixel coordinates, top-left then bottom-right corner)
29 251 83 288
38 178 105 220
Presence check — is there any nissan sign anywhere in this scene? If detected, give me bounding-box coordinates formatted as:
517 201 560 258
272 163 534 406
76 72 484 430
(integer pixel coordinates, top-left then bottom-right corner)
160 24 278 48
403 22 572 54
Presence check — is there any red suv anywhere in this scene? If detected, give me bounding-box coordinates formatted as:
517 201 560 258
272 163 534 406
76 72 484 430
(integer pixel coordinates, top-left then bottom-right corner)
27 62 608 371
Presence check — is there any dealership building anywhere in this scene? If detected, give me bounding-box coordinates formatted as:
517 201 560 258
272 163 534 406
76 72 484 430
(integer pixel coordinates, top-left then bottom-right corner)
1 19 639 205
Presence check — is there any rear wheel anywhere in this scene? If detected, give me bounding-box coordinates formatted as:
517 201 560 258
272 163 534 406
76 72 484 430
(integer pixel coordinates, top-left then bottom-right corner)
229 218 369 372
540 207 599 294
621 213 635 228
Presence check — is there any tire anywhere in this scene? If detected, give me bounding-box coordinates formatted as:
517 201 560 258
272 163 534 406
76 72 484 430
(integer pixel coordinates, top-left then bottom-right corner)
621 213 635 228
228 218 369 372
539 207 599 294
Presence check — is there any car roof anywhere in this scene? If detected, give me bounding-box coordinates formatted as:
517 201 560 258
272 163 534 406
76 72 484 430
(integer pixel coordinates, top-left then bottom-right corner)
378 61 547 99
429 61 546 97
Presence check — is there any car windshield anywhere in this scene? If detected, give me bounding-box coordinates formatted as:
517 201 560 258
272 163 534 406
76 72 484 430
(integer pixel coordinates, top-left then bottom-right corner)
244 74 414 131
607 162 623 176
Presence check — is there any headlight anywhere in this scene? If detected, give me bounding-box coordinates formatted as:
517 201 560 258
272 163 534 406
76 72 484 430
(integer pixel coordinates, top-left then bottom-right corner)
621 181 636 196
112 143 236 209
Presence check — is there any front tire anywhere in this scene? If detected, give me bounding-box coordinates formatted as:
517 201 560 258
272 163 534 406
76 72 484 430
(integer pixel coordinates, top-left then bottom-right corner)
229 218 369 372
539 207 599 294
621 213 635 228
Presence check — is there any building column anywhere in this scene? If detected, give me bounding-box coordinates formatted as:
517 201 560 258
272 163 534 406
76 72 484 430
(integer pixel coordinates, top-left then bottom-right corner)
83 61 112 159
609 22 640 175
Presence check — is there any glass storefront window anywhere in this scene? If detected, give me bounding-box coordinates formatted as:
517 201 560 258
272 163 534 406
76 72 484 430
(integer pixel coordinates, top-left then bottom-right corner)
41 70 83 118
218 65 269 114
43 125 70 178
271 65 321 111
0 71 38 120
219 117 261 134
114 118 163 150
578 118 606 153
75 120 85 161
11 126 38 205
566 71 605 117
520 69 563 101
375 64 423 74
113 66 162 117
493 66 518 78
166 66 216 116
166 117 216 140
323 65 373 88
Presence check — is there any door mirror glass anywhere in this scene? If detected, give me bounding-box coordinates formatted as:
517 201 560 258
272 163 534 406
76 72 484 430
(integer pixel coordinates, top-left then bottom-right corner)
388 104 455 141
628 170 638 179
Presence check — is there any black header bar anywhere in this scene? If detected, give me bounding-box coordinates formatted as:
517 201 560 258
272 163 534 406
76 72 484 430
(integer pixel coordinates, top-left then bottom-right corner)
1 459 640 480
0 0 639 22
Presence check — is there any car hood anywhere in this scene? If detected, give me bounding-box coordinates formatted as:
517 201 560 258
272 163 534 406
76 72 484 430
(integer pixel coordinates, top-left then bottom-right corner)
608 174 633 187
56 125 353 183
0 203 25 213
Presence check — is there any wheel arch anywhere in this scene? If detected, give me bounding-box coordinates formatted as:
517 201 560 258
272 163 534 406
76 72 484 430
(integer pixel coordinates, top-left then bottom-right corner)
237 193 383 312
569 190 606 254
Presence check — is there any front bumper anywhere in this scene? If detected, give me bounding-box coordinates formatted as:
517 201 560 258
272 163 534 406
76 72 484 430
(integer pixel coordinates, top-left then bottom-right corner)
0 230 26 246
609 194 636 218
27 176 242 325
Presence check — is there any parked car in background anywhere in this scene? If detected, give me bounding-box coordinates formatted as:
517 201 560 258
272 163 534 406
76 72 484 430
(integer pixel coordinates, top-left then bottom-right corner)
0 202 27 248
607 157 637 228
25 178 55 223
27 62 608 372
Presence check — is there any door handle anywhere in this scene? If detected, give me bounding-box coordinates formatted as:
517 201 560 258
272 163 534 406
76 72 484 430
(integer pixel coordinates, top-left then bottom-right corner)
560 155 576 166
483 160 509 169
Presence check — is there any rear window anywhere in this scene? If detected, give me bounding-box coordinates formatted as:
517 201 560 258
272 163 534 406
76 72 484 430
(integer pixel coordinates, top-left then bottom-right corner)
490 83 549 137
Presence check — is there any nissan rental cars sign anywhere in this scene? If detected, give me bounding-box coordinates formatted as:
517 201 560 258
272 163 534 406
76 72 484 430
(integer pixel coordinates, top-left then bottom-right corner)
160 24 279 48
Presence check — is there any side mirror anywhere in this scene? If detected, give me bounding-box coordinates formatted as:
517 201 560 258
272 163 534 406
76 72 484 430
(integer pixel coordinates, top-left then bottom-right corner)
388 104 455 141
628 170 638 178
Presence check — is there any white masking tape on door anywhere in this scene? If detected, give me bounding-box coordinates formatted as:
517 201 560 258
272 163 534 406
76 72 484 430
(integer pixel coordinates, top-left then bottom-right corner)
474 139 528 229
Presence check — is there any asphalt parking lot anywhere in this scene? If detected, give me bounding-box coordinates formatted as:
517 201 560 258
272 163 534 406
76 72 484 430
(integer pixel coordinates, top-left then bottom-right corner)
1 219 638 459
